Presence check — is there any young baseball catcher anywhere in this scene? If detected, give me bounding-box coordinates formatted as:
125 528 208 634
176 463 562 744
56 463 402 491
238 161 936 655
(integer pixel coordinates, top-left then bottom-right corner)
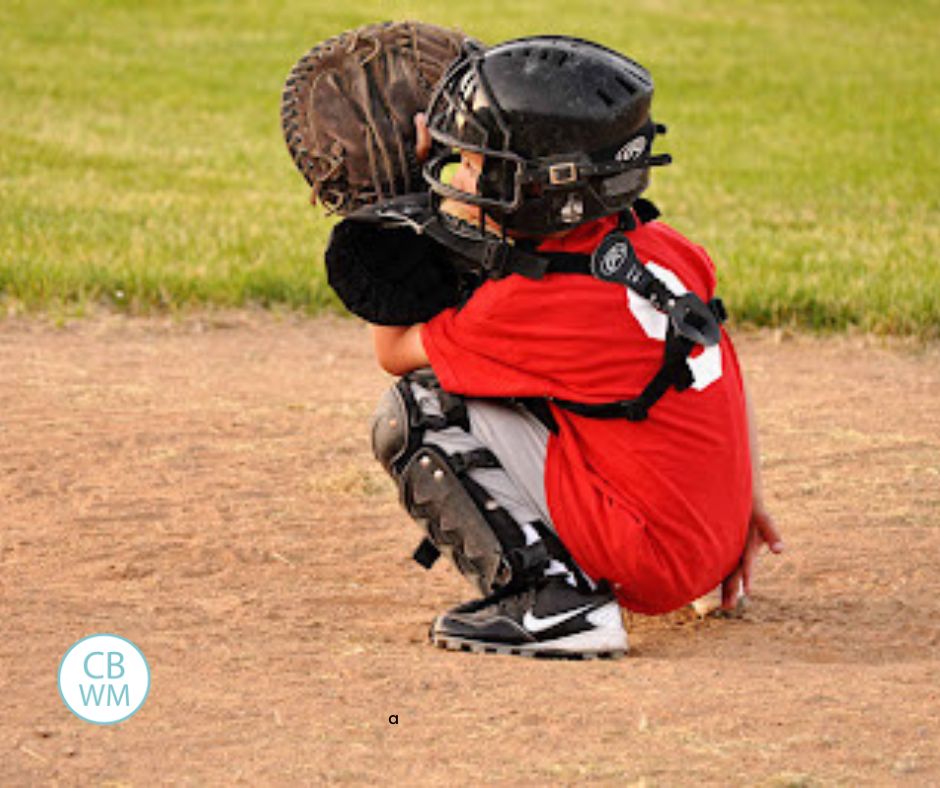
282 24 784 659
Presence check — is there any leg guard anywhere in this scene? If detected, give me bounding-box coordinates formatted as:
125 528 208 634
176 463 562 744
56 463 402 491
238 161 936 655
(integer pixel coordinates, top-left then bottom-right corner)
400 445 550 594
370 370 568 595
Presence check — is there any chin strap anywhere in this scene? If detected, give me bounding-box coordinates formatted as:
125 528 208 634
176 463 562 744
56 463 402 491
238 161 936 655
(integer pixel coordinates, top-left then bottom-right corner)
423 214 551 280
347 191 552 279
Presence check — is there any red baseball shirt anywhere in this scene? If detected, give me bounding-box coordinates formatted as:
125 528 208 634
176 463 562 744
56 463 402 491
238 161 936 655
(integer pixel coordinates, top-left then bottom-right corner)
421 213 752 613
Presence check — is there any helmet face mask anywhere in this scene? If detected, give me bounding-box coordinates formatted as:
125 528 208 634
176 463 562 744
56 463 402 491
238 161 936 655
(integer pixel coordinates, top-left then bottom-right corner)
423 36 671 237
424 148 526 215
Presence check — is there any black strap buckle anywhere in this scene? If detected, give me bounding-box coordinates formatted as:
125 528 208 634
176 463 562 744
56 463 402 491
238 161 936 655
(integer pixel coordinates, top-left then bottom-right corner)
505 540 550 578
668 292 722 347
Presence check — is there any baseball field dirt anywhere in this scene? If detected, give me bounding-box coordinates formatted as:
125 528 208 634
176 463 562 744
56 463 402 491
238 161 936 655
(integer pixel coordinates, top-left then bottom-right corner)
2 313 938 785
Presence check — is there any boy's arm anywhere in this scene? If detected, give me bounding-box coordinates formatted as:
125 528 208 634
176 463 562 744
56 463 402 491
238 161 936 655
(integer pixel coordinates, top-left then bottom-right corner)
722 379 785 609
370 324 429 376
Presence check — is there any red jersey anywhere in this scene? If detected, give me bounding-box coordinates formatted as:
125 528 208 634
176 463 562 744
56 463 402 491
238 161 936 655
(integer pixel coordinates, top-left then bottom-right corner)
421 213 751 613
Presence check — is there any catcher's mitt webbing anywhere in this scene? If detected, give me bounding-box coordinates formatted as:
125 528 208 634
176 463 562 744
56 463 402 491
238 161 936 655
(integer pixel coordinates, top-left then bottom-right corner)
281 21 467 214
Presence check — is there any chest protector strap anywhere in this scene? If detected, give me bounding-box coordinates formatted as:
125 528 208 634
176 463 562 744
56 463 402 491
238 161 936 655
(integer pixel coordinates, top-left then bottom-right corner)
364 196 727 421
551 320 714 422
539 217 727 422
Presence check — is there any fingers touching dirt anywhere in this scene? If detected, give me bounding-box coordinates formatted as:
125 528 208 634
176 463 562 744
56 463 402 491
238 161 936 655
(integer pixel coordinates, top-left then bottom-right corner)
722 507 785 610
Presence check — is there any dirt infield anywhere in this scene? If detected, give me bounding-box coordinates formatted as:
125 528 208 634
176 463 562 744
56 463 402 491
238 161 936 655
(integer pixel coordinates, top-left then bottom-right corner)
2 313 938 785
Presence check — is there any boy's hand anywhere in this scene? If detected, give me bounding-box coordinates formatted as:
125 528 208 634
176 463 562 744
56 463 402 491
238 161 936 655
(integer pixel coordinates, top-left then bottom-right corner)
721 503 784 610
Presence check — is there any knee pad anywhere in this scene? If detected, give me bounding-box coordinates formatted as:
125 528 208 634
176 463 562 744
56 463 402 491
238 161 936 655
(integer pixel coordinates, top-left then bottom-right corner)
370 369 463 474
370 384 411 474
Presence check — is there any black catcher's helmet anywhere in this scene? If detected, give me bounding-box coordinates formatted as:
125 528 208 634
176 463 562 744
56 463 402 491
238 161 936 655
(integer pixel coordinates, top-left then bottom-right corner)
423 36 671 236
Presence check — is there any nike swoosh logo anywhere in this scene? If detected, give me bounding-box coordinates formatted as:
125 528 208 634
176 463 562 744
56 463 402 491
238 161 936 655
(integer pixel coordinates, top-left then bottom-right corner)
523 604 595 633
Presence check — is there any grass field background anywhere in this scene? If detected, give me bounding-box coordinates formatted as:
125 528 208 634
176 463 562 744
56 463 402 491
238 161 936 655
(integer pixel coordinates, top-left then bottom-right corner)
1 0 937 334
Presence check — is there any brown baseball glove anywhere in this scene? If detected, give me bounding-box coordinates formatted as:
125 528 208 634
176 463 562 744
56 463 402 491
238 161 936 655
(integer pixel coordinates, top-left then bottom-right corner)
281 21 467 214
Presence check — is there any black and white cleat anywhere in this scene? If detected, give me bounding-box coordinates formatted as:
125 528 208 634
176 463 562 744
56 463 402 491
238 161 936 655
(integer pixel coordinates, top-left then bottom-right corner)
430 577 628 660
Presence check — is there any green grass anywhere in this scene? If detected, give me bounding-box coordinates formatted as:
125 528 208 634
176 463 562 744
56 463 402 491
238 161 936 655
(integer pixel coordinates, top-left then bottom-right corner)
1 0 938 334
